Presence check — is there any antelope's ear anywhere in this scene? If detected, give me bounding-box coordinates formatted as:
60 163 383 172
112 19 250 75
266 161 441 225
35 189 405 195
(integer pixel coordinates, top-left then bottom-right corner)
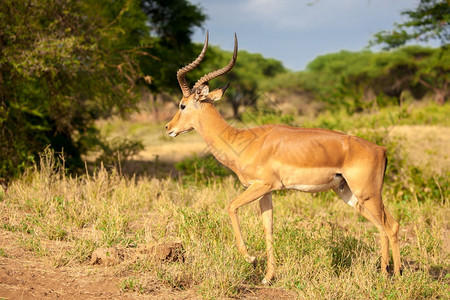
208 83 230 101
194 83 210 101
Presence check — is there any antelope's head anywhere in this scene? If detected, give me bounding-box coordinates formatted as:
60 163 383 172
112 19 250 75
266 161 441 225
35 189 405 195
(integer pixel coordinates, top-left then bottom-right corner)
165 32 238 137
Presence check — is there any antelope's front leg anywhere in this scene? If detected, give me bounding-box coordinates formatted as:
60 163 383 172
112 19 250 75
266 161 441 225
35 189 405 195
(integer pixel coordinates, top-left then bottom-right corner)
259 193 274 285
227 184 272 266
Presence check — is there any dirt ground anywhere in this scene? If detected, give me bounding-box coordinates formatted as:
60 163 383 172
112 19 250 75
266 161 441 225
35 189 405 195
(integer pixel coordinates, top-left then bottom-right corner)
0 229 295 299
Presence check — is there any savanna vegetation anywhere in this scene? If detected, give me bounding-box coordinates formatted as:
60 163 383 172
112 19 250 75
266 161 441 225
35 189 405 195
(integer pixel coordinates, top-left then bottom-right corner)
0 0 448 298
0 103 448 298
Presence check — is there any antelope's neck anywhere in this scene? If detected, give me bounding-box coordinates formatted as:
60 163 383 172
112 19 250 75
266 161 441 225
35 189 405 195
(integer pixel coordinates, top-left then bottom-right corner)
195 103 242 168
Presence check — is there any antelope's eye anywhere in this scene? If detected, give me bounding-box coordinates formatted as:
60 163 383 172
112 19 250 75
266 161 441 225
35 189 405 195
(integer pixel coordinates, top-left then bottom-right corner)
180 104 186 110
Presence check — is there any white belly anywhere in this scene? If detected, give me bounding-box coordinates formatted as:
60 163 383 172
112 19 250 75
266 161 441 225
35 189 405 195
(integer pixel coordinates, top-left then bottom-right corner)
285 174 343 193
286 183 334 193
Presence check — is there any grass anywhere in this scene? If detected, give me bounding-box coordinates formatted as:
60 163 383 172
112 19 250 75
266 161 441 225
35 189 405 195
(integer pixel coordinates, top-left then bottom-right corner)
0 247 8 258
0 102 449 298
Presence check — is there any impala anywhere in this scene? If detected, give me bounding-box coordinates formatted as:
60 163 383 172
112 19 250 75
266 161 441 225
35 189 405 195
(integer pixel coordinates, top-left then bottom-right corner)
165 33 401 284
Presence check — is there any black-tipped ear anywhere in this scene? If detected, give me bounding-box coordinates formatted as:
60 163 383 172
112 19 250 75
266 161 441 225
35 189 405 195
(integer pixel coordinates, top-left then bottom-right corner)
208 83 230 101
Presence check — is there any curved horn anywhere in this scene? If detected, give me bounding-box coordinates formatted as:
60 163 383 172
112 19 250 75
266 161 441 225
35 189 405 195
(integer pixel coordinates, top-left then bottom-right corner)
177 31 209 98
193 33 238 90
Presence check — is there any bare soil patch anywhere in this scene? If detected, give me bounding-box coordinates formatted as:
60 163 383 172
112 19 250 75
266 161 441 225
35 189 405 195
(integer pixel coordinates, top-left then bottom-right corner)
0 230 294 299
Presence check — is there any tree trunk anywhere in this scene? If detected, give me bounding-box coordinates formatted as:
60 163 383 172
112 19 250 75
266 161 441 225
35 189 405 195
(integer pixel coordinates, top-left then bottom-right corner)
418 77 447 105
434 90 446 105
151 93 159 121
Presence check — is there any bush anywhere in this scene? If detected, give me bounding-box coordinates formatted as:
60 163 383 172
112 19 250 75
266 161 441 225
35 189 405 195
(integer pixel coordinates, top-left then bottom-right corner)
175 154 234 184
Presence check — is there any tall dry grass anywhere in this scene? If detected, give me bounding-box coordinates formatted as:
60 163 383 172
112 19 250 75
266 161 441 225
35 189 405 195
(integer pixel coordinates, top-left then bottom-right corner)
0 102 449 298
1 150 448 298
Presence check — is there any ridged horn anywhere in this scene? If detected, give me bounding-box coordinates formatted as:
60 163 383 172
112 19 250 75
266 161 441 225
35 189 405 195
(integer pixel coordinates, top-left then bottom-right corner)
176 31 209 98
193 33 238 91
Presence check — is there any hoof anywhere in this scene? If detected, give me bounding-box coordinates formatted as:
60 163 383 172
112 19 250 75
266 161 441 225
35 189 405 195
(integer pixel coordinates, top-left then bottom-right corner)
261 277 272 285
245 256 257 267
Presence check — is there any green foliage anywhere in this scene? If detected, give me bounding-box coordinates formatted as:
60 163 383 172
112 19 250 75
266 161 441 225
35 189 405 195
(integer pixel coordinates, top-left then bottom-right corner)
240 96 296 126
141 0 205 46
175 154 233 184
0 0 151 178
226 51 287 117
0 0 206 179
140 0 206 95
183 46 287 117
303 101 450 130
96 137 144 167
369 0 449 49
302 50 380 112
267 46 448 112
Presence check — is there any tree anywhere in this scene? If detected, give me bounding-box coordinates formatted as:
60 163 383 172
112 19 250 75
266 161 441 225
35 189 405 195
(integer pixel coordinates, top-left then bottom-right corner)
140 0 206 95
0 0 205 178
369 0 449 50
413 47 450 104
141 0 205 46
270 46 448 112
369 0 449 104
202 49 286 118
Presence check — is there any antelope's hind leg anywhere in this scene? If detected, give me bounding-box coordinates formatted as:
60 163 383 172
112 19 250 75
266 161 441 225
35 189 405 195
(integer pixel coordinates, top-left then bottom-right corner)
332 180 400 275
362 198 401 275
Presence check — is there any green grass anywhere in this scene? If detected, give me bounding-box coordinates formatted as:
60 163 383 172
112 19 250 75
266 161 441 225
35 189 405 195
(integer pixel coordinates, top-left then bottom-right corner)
0 102 448 298
0 247 8 258
301 101 450 130
120 277 146 293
